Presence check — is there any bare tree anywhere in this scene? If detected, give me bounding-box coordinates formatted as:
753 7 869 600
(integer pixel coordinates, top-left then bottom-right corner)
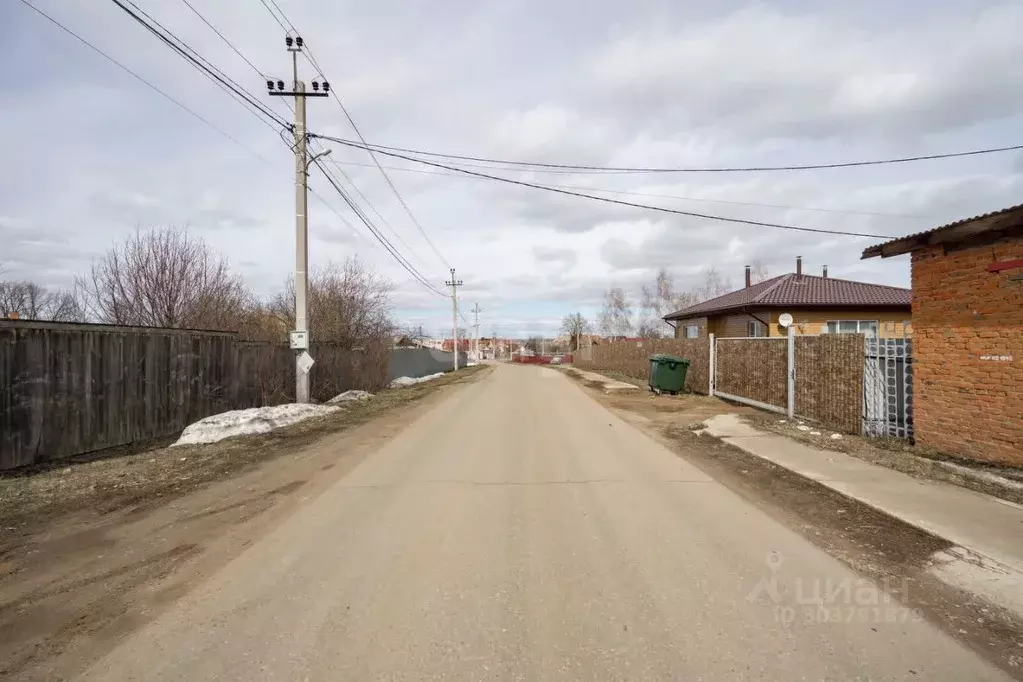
270 256 394 348
636 320 665 339
750 260 770 285
695 266 732 302
0 270 81 321
598 287 633 340
76 226 249 330
639 268 697 335
560 312 590 351
395 324 427 347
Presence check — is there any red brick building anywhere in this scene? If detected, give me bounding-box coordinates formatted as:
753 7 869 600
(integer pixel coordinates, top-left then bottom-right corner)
863 204 1023 465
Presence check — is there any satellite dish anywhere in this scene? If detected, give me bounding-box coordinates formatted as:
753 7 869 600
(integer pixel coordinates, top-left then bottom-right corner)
778 313 794 328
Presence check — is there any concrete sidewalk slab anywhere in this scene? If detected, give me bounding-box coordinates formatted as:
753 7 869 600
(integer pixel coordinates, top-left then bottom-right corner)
702 413 1023 616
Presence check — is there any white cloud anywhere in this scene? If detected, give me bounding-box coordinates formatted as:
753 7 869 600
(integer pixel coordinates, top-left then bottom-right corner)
3 0 1022 337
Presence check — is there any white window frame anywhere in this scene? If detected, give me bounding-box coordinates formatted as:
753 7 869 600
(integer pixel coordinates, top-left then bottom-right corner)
747 320 767 337
825 320 879 337
684 324 700 339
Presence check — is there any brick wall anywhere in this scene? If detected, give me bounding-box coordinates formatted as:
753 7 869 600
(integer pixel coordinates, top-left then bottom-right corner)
575 338 708 393
713 338 787 408
911 232 1023 465
794 335 864 434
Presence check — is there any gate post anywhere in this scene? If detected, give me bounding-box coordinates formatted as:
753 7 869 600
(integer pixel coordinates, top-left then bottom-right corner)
787 326 795 419
708 333 716 397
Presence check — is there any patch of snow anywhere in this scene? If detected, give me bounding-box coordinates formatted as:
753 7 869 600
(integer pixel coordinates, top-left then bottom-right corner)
173 404 340 446
830 434 843 440
777 420 787 424
810 431 822 436
467 362 478 367
389 372 446 388
327 390 374 405
797 425 810 432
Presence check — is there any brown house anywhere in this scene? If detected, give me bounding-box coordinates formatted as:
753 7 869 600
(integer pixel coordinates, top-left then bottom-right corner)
862 204 1023 466
663 258 911 339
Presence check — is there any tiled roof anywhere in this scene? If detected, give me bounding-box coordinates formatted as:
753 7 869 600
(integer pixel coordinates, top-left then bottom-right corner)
664 273 910 320
862 203 1023 259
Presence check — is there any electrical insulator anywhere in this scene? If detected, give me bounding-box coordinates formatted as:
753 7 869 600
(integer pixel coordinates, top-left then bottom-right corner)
322 81 330 93
285 36 293 47
295 37 304 47
266 79 274 90
312 81 320 91
276 80 285 90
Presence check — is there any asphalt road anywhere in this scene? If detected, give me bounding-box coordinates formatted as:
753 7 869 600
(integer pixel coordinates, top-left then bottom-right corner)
82 364 1011 681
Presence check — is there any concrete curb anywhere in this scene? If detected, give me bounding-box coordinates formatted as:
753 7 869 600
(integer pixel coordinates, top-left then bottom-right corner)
698 414 1023 619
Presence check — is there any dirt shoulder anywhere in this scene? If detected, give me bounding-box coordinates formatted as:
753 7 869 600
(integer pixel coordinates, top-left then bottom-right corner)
0 365 489 681
560 369 1023 678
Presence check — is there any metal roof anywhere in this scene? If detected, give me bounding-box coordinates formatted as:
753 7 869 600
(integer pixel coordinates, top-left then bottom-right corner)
663 273 910 321
862 203 1023 259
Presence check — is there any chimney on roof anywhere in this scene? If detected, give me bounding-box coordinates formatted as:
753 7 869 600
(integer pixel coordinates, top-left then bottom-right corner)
796 256 803 278
744 265 751 288
822 265 828 278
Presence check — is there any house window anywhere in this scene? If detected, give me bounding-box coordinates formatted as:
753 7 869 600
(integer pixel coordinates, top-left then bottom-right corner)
684 324 699 339
825 320 878 337
747 320 767 337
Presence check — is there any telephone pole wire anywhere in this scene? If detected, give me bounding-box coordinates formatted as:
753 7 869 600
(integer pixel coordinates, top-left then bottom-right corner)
445 269 464 371
267 34 329 403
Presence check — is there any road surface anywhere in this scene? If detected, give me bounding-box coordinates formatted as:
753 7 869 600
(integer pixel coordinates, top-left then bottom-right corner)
83 364 1010 680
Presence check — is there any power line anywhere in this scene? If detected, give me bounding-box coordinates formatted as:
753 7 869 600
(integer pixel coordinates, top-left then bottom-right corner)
257 0 290 32
16 0 270 162
110 0 290 130
306 56 451 268
256 3 450 269
331 137 1023 175
311 134 894 239
310 159 446 296
323 156 931 221
313 143 435 272
251 2 452 274
266 0 299 32
178 0 265 77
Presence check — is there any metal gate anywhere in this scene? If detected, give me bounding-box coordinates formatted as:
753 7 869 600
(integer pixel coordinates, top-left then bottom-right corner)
862 336 913 439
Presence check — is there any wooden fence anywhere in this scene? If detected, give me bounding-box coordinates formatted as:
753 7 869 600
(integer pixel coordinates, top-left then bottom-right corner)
575 338 709 393
0 321 389 470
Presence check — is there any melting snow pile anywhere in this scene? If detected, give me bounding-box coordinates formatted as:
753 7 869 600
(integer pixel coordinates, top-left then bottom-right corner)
327 390 374 405
389 372 445 388
173 404 340 446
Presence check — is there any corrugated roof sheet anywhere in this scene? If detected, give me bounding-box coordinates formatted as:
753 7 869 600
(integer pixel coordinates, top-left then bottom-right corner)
664 273 910 320
862 203 1023 259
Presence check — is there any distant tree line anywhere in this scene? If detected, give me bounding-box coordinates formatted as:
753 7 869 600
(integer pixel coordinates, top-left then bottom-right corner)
1 225 395 349
561 262 769 344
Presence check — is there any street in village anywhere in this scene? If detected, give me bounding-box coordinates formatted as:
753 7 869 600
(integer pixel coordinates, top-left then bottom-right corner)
2 363 1017 680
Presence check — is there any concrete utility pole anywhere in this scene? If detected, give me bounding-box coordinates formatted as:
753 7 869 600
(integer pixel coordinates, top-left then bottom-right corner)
268 35 328 403
470 303 482 360
445 269 463 371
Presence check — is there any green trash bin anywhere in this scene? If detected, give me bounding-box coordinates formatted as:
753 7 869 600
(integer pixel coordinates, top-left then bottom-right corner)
648 354 690 395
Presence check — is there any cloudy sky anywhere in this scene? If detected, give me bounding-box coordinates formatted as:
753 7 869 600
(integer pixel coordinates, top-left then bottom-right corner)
3 0 1022 337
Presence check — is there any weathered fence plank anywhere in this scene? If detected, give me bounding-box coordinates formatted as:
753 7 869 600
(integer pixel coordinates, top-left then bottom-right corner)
0 321 396 470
